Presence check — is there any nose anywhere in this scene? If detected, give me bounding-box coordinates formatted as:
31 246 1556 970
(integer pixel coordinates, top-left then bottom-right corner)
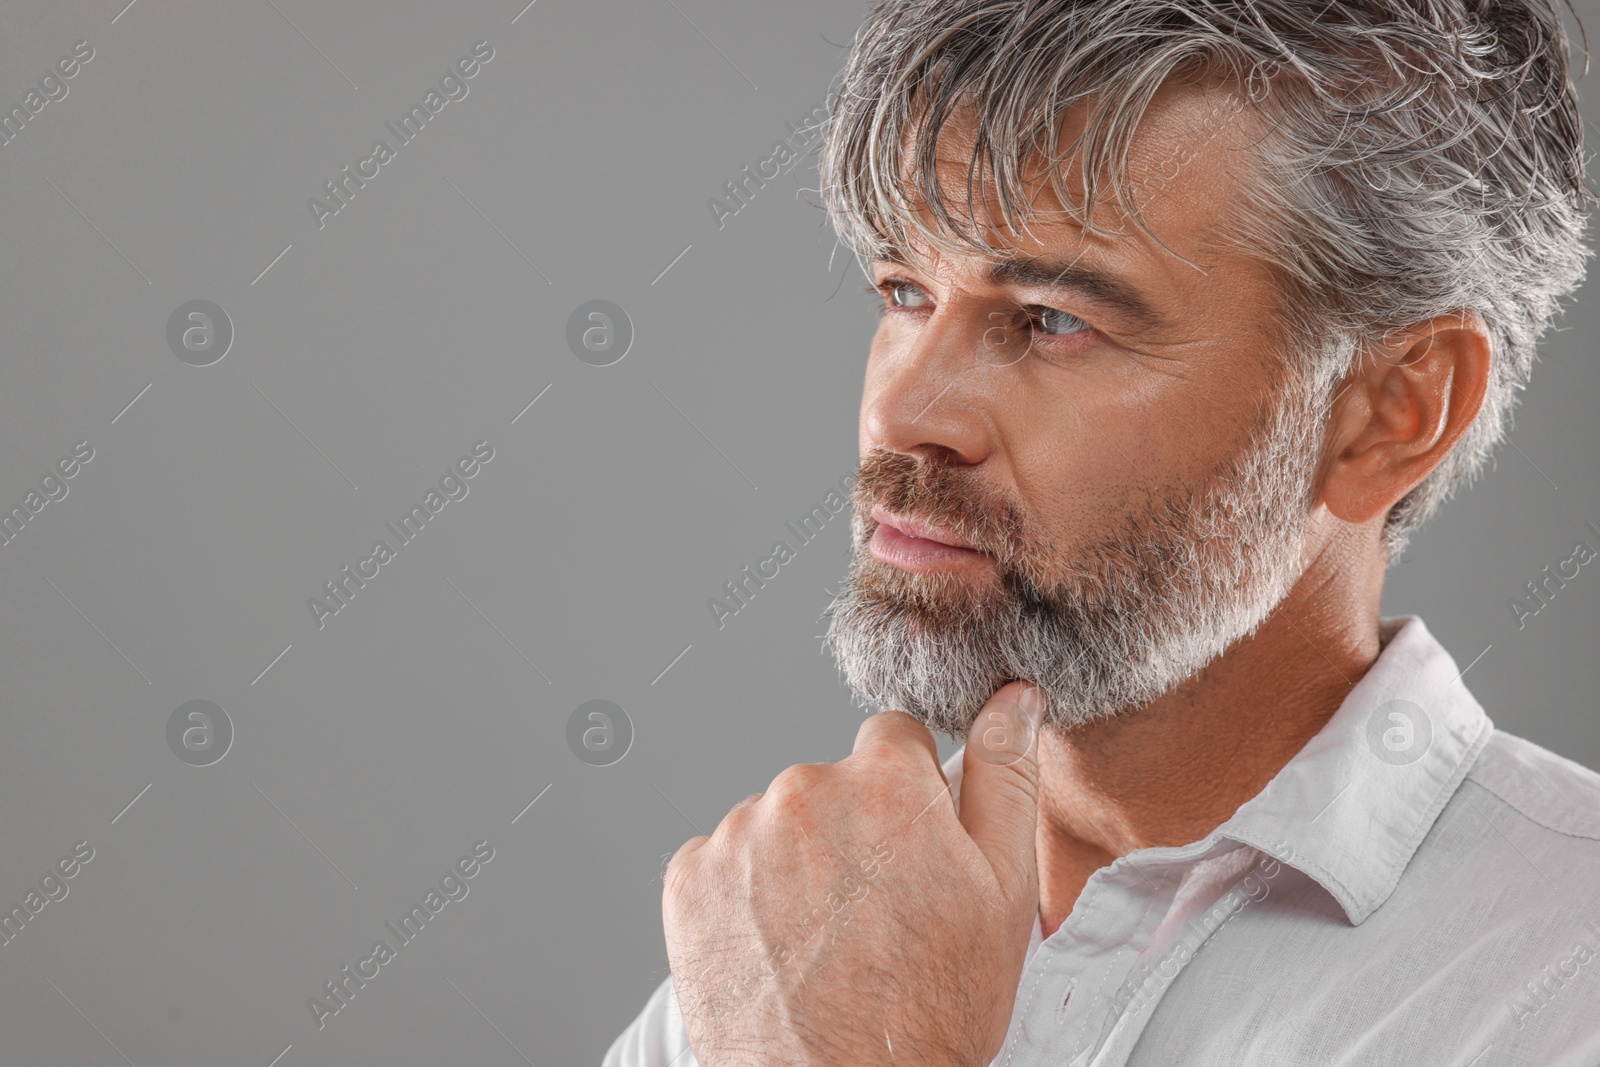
862 302 996 468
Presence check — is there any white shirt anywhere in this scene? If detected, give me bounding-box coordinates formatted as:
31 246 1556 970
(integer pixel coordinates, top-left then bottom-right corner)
604 616 1600 1065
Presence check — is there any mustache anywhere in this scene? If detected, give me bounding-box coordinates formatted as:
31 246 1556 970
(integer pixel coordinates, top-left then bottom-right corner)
851 448 1028 564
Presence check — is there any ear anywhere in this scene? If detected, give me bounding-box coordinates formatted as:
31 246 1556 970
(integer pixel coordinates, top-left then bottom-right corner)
1319 310 1491 527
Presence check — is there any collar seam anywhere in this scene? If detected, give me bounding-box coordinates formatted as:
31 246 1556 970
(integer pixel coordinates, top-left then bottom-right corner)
1353 714 1494 922
1460 773 1600 843
1225 712 1494 924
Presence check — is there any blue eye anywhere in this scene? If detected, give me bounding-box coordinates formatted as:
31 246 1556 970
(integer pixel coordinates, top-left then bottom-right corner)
862 278 934 317
889 281 931 308
1032 307 1090 336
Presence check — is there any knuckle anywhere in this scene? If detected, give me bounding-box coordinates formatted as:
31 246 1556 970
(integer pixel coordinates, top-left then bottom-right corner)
852 735 900 764
855 709 915 746
867 708 917 730
764 762 827 812
852 741 923 785
717 794 760 841
662 847 701 905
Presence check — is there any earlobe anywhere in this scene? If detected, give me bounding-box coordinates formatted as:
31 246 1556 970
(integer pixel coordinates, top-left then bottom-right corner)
1319 312 1491 527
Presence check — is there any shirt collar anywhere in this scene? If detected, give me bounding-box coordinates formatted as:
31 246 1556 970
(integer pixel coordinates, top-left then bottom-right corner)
943 615 1494 927
1208 614 1493 925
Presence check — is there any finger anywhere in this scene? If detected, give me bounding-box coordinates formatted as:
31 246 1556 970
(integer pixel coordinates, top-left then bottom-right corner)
851 708 943 776
958 681 1046 894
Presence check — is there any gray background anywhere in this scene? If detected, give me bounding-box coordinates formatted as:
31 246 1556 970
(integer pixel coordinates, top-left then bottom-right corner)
0 0 1594 1064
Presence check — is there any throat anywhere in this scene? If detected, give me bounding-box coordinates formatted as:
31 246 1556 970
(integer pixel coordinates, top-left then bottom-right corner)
1036 821 1116 939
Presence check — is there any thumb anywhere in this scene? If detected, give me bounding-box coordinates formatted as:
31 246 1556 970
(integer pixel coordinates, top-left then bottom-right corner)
959 681 1046 894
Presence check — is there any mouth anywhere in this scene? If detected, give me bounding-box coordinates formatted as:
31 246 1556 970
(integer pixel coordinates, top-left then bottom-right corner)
868 505 993 574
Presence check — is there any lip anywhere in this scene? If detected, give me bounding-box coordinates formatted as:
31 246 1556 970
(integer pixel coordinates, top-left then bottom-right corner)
869 505 992 573
871 506 982 549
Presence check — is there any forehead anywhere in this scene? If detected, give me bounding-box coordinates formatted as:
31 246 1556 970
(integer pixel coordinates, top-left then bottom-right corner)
892 76 1261 275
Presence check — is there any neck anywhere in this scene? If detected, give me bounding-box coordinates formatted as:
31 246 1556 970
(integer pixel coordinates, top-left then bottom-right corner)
1032 527 1386 938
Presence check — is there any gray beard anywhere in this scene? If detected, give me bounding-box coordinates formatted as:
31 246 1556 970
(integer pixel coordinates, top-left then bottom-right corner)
821 376 1328 738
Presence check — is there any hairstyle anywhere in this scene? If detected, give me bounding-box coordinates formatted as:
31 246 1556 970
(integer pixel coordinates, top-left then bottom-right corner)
818 0 1594 554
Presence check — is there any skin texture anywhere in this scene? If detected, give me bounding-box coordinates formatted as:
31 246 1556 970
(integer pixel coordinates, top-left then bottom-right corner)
663 75 1491 1066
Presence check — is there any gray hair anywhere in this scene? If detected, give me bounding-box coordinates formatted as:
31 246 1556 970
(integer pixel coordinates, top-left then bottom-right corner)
818 0 1594 555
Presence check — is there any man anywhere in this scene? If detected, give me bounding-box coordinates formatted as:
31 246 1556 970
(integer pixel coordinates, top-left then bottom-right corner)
607 0 1600 1062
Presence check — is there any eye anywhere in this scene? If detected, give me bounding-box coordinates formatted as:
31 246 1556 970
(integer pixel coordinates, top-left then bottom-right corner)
889 281 932 309
1029 306 1091 337
862 277 933 316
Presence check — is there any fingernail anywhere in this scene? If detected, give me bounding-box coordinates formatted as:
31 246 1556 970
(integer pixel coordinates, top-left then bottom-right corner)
1018 683 1045 725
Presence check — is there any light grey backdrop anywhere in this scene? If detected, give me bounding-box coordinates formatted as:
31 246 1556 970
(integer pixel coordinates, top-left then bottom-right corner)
0 1 1594 1064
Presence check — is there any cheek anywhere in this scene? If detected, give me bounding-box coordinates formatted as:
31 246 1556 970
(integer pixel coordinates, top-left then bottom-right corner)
1000 382 1201 557
1013 460 1132 562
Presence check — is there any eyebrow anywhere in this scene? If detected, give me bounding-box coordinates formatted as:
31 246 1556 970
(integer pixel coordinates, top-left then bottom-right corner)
872 252 1170 332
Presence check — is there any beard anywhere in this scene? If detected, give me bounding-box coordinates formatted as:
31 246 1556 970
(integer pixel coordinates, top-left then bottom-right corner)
821 370 1330 738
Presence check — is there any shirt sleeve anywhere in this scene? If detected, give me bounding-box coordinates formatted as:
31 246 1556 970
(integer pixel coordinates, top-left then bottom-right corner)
601 973 699 1067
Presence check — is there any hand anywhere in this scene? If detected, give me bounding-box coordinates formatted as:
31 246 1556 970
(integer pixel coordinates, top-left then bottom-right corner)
662 681 1046 1066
